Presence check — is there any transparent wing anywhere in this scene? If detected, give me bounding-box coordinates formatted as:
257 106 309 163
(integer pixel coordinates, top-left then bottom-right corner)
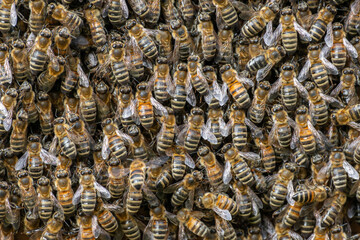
343 160 360 180
319 93 344 108
219 118 229 137
248 187 263 209
119 0 129 19
184 152 195 169
348 121 360 132
213 206 232 221
344 37 359 59
95 182 111 199
4 58 12 85
286 181 295 206
330 82 343 97
92 216 101 239
268 123 278 146
211 80 222 102
289 231 303 240
290 126 300 149
298 60 311 82
0 102 9 118
268 78 281 98
223 161 232 185
26 32 36 49
219 83 228 106
15 151 28 170
49 136 58 156
308 120 326 146
163 181 184 194
201 125 218 144
238 151 260 162
321 58 339 76
294 77 309 99
77 64 90 88
40 149 58 166
324 22 333 48
3 112 12 131
348 202 357 219
122 105 133 119
264 21 282 47
116 130 134 144
10 2 17 27
256 63 274 82
186 86 197 107
51 193 64 214
294 21 311 41
101 135 110 160
72 185 83 205
237 75 254 88
204 92 214 105
151 97 168 116
317 161 332 181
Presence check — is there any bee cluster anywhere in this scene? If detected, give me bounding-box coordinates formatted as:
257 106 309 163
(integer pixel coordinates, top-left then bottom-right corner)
2 0 360 239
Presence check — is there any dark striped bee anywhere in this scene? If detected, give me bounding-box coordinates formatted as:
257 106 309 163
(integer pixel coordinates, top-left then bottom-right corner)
37 56 66 93
309 4 337 43
176 0 195 28
127 0 148 19
10 39 29 84
73 168 111 216
334 104 360 128
176 208 210 238
331 68 358 105
51 117 77 160
107 0 129 28
165 146 195 181
170 20 195 63
39 211 64 240
345 0 360 36
149 57 172 102
29 0 46 36
17 170 37 210
107 158 127 199
248 81 270 124
54 170 75 217
67 114 93 159
36 91 54 136
320 190 347 228
196 12 217 62
0 0 17 34
115 207 141 240
84 8 106 48
216 26 234 65
0 88 17 135
201 192 237 221
0 181 12 222
110 41 130 86
10 109 28 156
157 108 176 155
36 177 60 222
94 198 118 234
143 204 170 240
213 0 239 29
29 28 53 76
268 104 292 149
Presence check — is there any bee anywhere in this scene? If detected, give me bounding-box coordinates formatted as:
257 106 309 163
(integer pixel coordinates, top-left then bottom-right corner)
241 2 279 38
201 192 237 221
309 5 337 43
143 204 170 240
171 63 196 111
0 181 12 222
320 190 347 228
53 27 71 57
2 148 18 183
196 12 217 62
17 170 37 210
68 114 93 159
330 225 347 240
95 81 112 121
220 64 252 108
164 170 202 207
135 82 167 130
63 96 79 123
149 57 172 102
29 0 46 36
248 81 270 124
115 85 135 128
157 107 176 155
166 146 195 181
76 211 99 240
110 41 129 86
264 7 311 55
107 158 127 199
226 103 249 150
115 207 141 240
222 143 259 186
36 176 60 222
29 28 52 76
126 20 158 61
0 0 17 34
296 1 312 30
246 45 286 81
334 104 360 128
77 83 97 127
10 109 28 156
187 55 210 97
127 124 149 161
39 211 64 240
127 0 148 19
145 0 160 25
331 68 358 105
54 170 75 217
94 198 118 234
101 118 131 162
125 36 145 80
36 91 54 136
162 0 182 25
235 38 250 71
10 39 29 84
206 106 227 149
248 36 263 59
176 0 195 28
345 0 360 36
15 135 57 180
268 104 292 149
269 163 296 210
170 20 195 62
253 133 276 173
73 168 111 215
154 24 173 61
203 66 228 108
212 0 238 29
107 0 128 27
176 208 210 238
61 62 79 96
0 88 17 135
292 185 330 203
52 117 77 160
37 56 66 93
213 215 236 240
318 148 359 192
47 3 83 37
216 26 234 65
0 43 12 89
84 8 106 48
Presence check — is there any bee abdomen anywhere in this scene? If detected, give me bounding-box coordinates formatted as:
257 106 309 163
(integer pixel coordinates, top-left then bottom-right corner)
39 198 53 221
331 43 346 69
246 55 266 72
126 188 142 214
30 50 47 75
171 186 189 206
152 219 168 240
261 146 276 172
233 161 254 186
81 189 96 215
184 128 201 152
299 129 316 155
120 219 141 240
283 205 301 228
349 104 360 121
241 16 265 38
270 183 287 209
58 191 75 216
312 102 328 126
232 123 247 150
281 85 297 110
331 167 347 191
80 100 97 123
217 194 238 215
60 136 77 160
310 62 330 91
138 36 158 60
112 61 130 85
229 82 250 108
278 125 292 148
185 217 209 237
282 30 297 54
220 5 238 27
109 135 127 161
0 8 10 32
310 19 327 42
98 211 118 233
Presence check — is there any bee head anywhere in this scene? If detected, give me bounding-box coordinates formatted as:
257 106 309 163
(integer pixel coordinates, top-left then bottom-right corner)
198 146 210 157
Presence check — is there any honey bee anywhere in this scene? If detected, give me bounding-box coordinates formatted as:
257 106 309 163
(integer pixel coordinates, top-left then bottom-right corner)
345 0 360 36
2 148 18 183
106 0 128 28
325 22 358 70
0 88 16 135
248 81 270 124
0 181 12 222
126 20 158 61
10 109 28 156
264 7 311 55
68 114 93 159
153 24 172 62
107 158 127 199
212 0 239 29
334 104 360 129
143 204 171 240
268 104 292 149
63 96 79 123
51 117 77 160
157 107 176 155
127 124 149 161
37 56 66 93
248 36 263 59
53 27 71 57
253 133 276 173
165 146 195 181
222 143 259 186
36 91 54 135
0 43 12 89
95 81 112 121
29 0 45 36
203 65 228 108
94 198 118 234
197 146 224 188
241 2 279 38
36 177 61 222
127 0 148 19
84 8 106 48
15 135 57 180
201 192 237 221
10 39 29 84
17 170 37 211
47 3 83 37
37 211 64 240
246 45 286 81
149 57 172 102
77 82 97 127
309 5 337 43
296 1 312 30
235 38 250 71
216 26 234 65
164 170 203 207
331 68 358 105
176 0 195 28
73 168 111 215
206 107 227 149
114 87 133 128
175 208 210 238
213 214 236 240
0 0 17 34
187 55 211 97
29 28 52 76
54 170 75 217
170 19 195 63
196 12 217 62
110 41 129 86
320 190 347 228
115 207 141 240
292 185 330 203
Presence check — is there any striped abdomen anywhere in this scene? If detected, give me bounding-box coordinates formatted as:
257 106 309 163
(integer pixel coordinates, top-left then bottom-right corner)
171 84 186 110
249 102 266 123
38 197 53 221
349 104 360 121
80 99 97 124
171 155 186 181
354 144 360 164
185 217 209 237
63 13 83 36
97 209 118 233
30 50 47 76
312 100 328 126
331 43 346 69
260 145 276 172
157 126 175 154
277 124 291 148
137 102 154 129
270 182 287 209
13 61 29 83
89 22 106 47
282 203 302 228
0 7 10 32
111 61 129 85
39 113 53 135
331 166 347 191
108 0 124 27
76 137 90 158
346 15 360 36
28 156 43 179
209 120 222 148
61 71 78 95
81 188 96 215
190 76 208 95
109 178 126 199
202 33 217 61
281 84 297 110
310 19 327 42
219 4 238 27
228 81 251 108
22 190 37 210
126 187 142 214
321 201 342 228
154 77 169 101
10 132 26 155
299 127 316 155
59 136 77 160
57 190 75 216
241 16 265 38
137 35 158 60
246 54 267 72
0 204 5 219
282 29 297 54
152 219 168 240
119 216 141 240
292 190 315 203
301 215 315 236
41 231 59 240
232 122 247 150
356 203 360 224
184 127 201 152
129 52 144 79
216 194 239 216
128 0 148 17
310 62 330 91
232 159 254 186
0 66 11 87
179 39 192 61
29 7 45 35
155 169 173 190
237 193 252 217
129 169 145 191
171 186 190 207
108 134 127 161
293 149 308 166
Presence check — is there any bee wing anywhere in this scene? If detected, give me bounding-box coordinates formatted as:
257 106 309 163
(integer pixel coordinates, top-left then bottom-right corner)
238 151 260 162
290 125 300 150
324 22 333 48
40 149 58 166
163 180 184 193
143 218 155 240
4 58 12 84
294 20 311 41
268 122 278 146
348 202 357 219
319 93 344 108
256 63 274 82
298 59 311 82
237 75 254 89
49 136 58 156
317 161 332 182
186 84 197 107
350 180 360 196
245 118 263 138
348 136 360 152
77 64 90 88
185 152 195 168
286 181 295 206
10 2 17 27
214 215 225 237
219 83 228 106
330 82 343 97
119 0 129 19
222 118 232 137
264 21 282 47
211 80 222 102
294 77 309 100
95 181 111 199
289 231 303 240
249 187 263 209
26 32 36 49
308 120 329 147
101 135 110 160
223 160 232 185
0 102 9 118
185 190 195 210
268 77 281 99
116 130 134 144
72 185 83 205
343 160 360 180
213 206 232 221
176 124 188 145
344 37 359 59
150 97 168 116
166 72 175 95
219 118 229 137
201 124 218 144
91 216 101 239
50 193 64 214
3 110 12 131
235 1 255 20
15 151 28 170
